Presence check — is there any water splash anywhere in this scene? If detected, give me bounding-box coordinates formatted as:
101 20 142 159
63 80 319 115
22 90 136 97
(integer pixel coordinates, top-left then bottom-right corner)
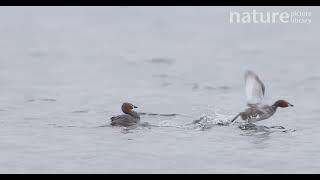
190 112 233 130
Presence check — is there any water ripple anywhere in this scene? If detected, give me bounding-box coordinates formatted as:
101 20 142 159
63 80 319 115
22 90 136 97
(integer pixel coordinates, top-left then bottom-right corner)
146 58 174 65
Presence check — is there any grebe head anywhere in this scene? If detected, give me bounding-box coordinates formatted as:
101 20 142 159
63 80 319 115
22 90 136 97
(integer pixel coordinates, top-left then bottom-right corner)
273 100 294 108
121 102 138 114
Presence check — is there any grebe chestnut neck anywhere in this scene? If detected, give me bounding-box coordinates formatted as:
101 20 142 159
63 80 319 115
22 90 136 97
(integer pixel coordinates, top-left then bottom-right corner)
110 102 140 127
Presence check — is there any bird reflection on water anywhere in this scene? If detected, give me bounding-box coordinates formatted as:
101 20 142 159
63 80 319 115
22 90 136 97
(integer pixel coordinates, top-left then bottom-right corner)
237 122 295 137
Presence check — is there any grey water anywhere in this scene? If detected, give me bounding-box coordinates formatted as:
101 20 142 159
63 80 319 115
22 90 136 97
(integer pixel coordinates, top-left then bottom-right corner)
0 6 320 173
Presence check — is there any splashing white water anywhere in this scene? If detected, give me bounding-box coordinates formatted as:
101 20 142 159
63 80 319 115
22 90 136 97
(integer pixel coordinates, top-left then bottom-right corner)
191 112 234 130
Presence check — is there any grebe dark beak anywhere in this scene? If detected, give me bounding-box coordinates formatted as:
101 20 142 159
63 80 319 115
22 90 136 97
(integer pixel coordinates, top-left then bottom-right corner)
133 105 138 108
289 103 294 107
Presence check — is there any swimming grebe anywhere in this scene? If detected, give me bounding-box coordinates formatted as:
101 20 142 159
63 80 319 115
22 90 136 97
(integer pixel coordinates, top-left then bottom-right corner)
110 102 140 127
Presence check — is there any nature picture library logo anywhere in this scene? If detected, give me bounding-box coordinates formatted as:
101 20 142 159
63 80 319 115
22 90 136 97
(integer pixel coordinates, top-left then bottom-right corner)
230 9 312 24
